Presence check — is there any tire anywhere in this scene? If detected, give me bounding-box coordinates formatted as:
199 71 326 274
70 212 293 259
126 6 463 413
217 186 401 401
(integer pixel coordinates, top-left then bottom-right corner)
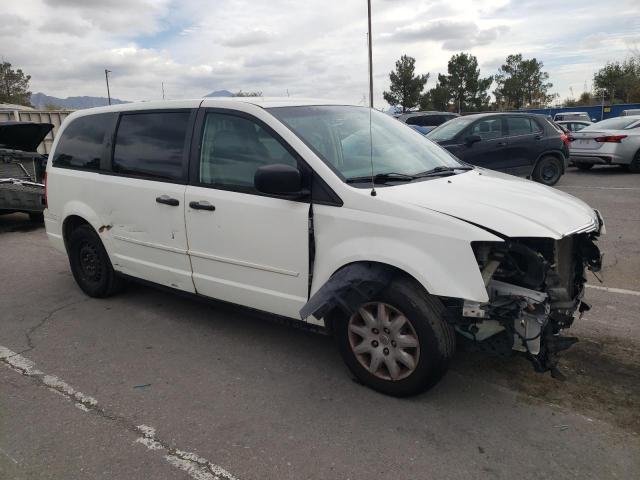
28 212 45 223
629 151 640 173
332 275 456 397
67 224 124 298
532 155 563 186
575 162 594 171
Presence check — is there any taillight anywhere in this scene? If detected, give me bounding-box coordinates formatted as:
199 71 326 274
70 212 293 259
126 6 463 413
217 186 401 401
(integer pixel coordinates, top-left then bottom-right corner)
43 172 48 208
594 135 627 143
560 134 570 145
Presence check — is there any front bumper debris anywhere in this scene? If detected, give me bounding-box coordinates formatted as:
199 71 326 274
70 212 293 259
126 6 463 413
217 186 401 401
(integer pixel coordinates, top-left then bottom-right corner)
458 226 602 377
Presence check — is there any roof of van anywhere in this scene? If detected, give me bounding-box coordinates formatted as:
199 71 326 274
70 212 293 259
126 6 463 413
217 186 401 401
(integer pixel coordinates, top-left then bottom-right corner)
67 97 352 117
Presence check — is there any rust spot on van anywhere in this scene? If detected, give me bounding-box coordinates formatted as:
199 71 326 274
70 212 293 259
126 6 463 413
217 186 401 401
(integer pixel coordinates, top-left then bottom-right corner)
98 224 112 233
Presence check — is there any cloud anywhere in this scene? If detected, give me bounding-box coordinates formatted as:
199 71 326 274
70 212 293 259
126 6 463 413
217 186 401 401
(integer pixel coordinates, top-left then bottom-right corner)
38 17 89 37
41 0 171 35
1 0 637 107
244 51 306 68
221 29 274 47
0 14 28 35
382 20 509 50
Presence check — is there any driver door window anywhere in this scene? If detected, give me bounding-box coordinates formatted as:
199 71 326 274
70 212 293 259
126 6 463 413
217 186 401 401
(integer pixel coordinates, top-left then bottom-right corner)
199 113 297 190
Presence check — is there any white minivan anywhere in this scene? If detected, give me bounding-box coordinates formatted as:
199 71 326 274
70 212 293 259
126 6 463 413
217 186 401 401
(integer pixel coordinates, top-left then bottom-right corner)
45 98 604 396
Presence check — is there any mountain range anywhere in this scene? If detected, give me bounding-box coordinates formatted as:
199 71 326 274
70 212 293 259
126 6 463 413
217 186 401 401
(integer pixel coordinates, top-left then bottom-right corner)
30 92 129 109
30 89 235 110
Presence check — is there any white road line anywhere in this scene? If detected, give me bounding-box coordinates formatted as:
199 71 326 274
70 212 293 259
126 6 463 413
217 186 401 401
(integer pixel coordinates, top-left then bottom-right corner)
0 346 239 480
586 284 640 297
0 446 18 465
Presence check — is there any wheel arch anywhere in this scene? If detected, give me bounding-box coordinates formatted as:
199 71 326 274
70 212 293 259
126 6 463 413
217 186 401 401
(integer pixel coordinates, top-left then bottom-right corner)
60 201 109 253
62 214 91 249
302 260 425 334
534 149 566 174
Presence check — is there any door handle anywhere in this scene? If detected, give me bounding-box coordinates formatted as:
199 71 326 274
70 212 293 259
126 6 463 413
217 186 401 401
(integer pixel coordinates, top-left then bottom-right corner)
534 134 542 140
156 195 180 206
497 142 507 147
189 200 216 211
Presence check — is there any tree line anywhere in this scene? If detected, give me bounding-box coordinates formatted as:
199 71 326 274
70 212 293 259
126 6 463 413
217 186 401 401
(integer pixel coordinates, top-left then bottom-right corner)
384 53 554 113
384 52 640 113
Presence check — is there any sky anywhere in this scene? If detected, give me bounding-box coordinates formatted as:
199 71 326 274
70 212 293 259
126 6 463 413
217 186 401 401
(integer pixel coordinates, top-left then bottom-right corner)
1 0 639 107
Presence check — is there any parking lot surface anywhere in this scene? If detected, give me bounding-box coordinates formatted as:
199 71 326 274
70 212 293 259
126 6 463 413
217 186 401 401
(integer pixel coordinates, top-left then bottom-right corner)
1 166 639 479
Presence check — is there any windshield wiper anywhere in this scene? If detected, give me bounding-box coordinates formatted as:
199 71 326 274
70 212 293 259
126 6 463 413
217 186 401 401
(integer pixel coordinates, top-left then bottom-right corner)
346 172 416 184
415 165 473 177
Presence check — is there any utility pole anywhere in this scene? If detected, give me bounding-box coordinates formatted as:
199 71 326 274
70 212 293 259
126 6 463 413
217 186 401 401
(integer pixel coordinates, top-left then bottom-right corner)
367 0 374 108
104 69 112 105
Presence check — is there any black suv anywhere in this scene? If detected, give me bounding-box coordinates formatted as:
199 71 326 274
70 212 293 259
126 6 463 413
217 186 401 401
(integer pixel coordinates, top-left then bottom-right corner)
426 113 569 185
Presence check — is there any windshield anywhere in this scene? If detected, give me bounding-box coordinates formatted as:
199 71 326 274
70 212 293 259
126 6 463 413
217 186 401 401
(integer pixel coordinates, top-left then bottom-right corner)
584 117 640 130
426 117 475 142
267 106 462 181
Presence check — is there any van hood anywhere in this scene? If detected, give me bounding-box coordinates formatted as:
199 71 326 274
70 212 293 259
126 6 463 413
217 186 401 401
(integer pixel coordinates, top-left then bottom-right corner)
378 169 598 239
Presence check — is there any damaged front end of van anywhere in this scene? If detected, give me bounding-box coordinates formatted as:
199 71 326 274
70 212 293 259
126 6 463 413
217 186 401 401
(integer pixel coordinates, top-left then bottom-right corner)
302 205 604 379
453 214 603 377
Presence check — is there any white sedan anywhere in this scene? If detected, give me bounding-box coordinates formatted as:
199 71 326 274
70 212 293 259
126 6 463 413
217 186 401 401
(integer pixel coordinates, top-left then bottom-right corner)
570 115 640 172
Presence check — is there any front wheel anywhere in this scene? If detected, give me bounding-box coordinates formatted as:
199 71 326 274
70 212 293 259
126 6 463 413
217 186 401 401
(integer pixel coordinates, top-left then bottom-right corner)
532 156 563 185
333 276 455 397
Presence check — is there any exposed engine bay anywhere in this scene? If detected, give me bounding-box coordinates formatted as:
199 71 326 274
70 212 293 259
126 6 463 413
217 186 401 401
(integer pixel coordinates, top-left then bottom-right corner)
455 214 604 378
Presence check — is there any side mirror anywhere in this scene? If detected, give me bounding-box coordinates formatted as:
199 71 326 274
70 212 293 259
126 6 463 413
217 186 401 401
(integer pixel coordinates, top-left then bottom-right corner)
465 134 482 146
254 163 305 196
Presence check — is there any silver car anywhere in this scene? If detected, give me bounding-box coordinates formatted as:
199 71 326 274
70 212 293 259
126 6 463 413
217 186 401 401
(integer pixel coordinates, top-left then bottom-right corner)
569 115 640 172
556 120 592 132
553 112 594 122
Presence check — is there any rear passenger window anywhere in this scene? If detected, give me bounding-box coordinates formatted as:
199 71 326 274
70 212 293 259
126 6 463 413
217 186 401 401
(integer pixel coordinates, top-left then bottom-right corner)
507 117 534 135
113 111 190 181
198 113 297 190
52 113 113 170
471 118 503 140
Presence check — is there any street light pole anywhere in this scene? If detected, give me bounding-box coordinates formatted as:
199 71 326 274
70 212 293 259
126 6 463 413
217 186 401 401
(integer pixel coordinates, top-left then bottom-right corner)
367 0 374 108
104 69 112 105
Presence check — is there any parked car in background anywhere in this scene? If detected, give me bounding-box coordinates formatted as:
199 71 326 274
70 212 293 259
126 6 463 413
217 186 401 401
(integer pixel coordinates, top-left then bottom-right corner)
553 112 595 122
621 109 640 116
556 120 592 132
44 98 604 397
426 113 570 185
569 115 640 172
0 121 52 222
396 111 459 134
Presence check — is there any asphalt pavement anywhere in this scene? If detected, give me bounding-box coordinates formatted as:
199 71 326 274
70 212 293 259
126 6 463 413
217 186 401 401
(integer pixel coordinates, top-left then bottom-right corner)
1 165 639 479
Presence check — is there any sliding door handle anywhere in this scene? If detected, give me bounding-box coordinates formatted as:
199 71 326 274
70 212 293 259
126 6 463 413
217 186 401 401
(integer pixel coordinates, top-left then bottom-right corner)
156 195 180 206
189 200 216 211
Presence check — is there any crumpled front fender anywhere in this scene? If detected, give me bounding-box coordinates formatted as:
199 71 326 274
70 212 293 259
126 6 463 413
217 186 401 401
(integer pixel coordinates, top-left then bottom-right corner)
299 262 397 320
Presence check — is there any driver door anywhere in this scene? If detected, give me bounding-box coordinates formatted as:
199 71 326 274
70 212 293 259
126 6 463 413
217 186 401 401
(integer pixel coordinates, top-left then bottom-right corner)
184 109 310 319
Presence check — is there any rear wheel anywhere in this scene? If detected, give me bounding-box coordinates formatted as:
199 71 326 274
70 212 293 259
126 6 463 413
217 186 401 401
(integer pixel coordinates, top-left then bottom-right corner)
628 151 640 173
532 155 563 185
333 276 455 397
68 224 124 297
575 162 594 171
